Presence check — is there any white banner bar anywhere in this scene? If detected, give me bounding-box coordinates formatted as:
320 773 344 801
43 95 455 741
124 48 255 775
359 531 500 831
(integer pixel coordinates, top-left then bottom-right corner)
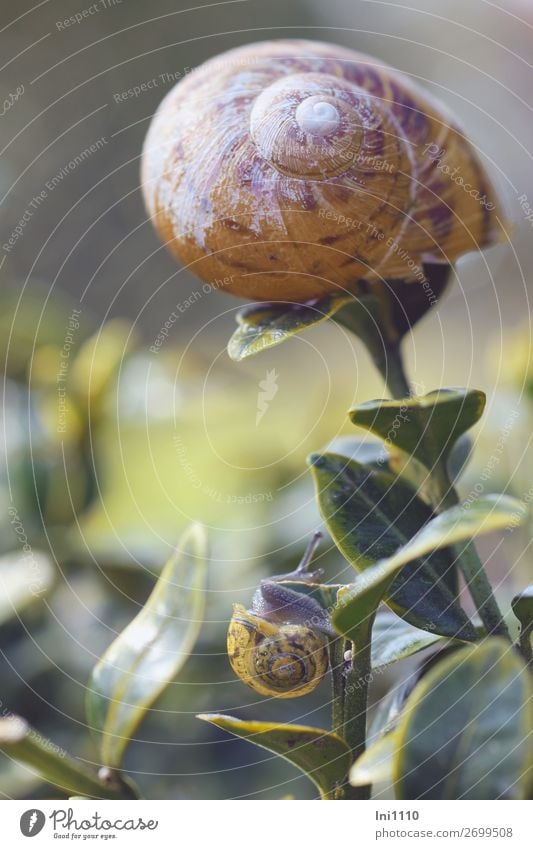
2 799 531 848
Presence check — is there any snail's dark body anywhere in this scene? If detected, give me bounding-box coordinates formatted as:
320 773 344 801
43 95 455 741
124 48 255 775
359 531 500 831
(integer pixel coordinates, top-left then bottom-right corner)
142 39 502 302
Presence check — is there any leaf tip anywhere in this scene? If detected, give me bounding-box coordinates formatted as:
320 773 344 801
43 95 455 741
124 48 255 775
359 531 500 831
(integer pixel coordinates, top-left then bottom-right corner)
226 339 245 362
0 715 28 744
196 713 229 730
175 522 208 566
196 713 213 722
186 521 208 547
307 452 326 469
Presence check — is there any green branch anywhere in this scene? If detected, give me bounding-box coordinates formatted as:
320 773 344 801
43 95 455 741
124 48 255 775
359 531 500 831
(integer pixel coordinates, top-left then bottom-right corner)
430 468 510 639
342 634 372 800
328 637 346 736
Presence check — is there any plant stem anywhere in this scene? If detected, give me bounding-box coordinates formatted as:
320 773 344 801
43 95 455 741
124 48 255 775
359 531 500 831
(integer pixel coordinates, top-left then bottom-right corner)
328 637 346 736
375 343 509 640
456 542 510 637
335 328 510 801
375 342 411 399
518 624 533 666
335 339 409 797
342 634 372 800
431 469 510 639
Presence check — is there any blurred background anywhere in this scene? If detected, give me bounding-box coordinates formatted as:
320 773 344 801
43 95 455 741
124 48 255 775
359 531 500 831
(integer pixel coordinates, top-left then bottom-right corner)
1 0 533 799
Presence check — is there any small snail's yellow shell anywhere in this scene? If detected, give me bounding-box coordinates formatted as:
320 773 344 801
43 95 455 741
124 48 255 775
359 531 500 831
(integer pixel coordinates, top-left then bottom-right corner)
142 39 502 303
227 603 329 698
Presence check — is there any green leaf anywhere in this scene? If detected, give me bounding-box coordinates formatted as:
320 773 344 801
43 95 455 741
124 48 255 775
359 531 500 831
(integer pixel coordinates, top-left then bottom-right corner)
349 389 486 472
309 452 474 639
350 732 397 787
227 294 352 361
374 435 470 516
358 494 526 605
394 638 533 799
387 446 432 502
0 716 125 799
368 677 416 743
226 268 451 365
198 714 351 799
86 523 207 768
386 435 470 515
325 436 389 471
0 550 55 626
368 647 465 747
447 434 472 483
333 495 526 643
371 612 445 670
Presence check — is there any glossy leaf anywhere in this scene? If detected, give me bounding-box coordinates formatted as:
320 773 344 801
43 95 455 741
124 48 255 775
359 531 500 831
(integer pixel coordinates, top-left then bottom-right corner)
228 294 352 361
387 446 432 501
394 638 533 799
87 523 207 768
372 435 469 514
358 494 527 606
198 714 351 799
309 452 473 638
368 677 416 743
333 495 525 643
371 612 444 670
0 716 124 799
447 434 472 482
350 732 397 787
369 647 463 747
349 389 486 471
324 436 389 471
383 433 473 544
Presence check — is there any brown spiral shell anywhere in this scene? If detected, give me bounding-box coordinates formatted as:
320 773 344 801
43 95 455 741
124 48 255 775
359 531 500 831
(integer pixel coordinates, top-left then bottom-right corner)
142 39 502 302
227 603 329 698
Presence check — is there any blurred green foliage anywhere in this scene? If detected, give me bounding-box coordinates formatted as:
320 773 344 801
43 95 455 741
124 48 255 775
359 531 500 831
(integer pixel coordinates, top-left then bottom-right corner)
1 280 532 799
0 282 366 799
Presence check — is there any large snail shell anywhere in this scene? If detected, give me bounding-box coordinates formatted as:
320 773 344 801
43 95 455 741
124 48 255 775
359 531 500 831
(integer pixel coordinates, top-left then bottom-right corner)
227 603 329 698
142 39 502 302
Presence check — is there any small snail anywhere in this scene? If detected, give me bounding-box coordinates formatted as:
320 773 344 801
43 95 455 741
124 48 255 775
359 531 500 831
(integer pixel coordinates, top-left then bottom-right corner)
142 39 502 303
227 532 335 698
